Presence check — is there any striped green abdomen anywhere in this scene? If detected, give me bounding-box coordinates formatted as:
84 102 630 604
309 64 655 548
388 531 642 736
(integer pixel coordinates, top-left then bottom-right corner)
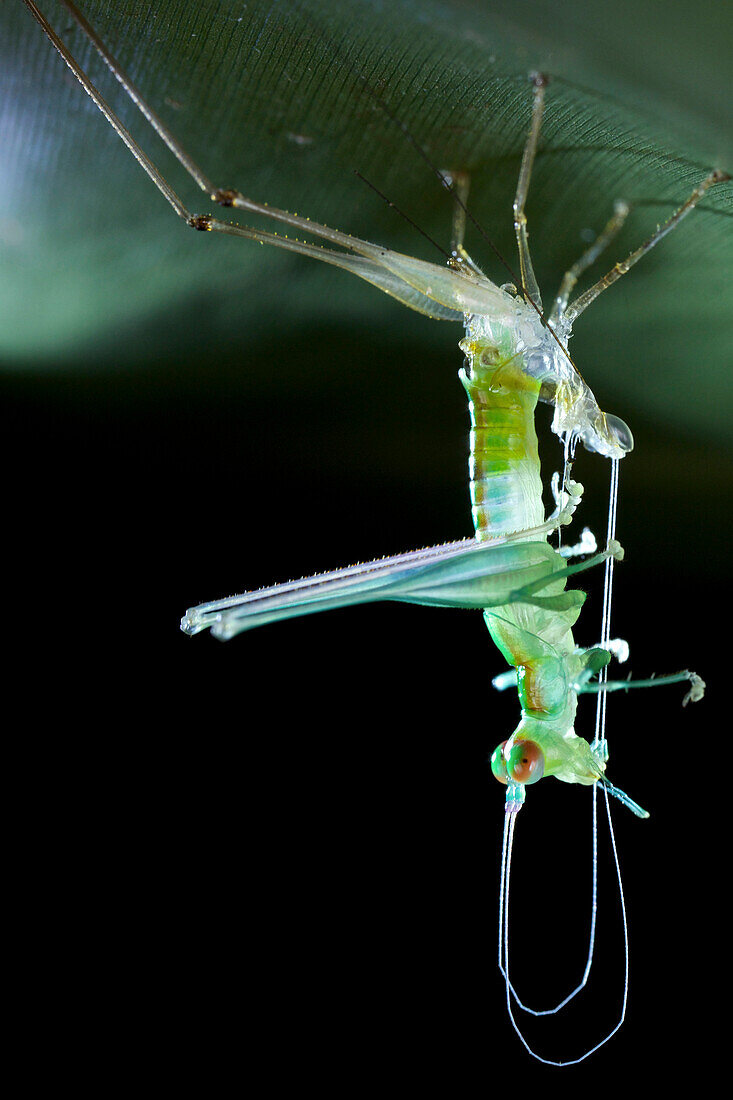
460 353 545 541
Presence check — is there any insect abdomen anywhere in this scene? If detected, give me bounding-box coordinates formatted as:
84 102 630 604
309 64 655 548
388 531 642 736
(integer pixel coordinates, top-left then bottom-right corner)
461 352 545 540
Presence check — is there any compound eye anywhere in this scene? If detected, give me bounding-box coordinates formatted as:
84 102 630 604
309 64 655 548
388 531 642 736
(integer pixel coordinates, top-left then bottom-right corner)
506 740 545 785
490 741 509 785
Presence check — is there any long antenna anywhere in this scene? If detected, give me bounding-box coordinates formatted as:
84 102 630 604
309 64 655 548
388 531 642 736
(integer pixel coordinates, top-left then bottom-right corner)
354 170 451 262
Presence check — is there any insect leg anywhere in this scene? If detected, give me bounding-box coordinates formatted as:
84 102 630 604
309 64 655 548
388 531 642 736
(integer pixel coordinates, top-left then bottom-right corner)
182 537 575 640
548 201 629 324
505 540 624 606
25 0 368 241
25 2 495 320
565 168 730 323
577 669 705 706
24 0 191 221
494 655 694 698
448 169 470 255
441 170 486 276
512 74 548 311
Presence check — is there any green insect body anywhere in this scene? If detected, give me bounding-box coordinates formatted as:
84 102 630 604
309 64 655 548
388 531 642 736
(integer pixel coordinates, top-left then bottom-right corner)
460 308 624 805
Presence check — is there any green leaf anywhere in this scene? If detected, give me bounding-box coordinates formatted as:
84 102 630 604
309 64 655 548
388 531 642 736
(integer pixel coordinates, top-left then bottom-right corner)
3 0 731 435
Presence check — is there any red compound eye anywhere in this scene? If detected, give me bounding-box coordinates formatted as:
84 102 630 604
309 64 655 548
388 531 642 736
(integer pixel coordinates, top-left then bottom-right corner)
490 741 509 785
506 740 544 785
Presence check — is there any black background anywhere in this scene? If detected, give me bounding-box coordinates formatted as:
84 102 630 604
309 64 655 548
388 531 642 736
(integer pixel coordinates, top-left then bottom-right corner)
4 320 725 1088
